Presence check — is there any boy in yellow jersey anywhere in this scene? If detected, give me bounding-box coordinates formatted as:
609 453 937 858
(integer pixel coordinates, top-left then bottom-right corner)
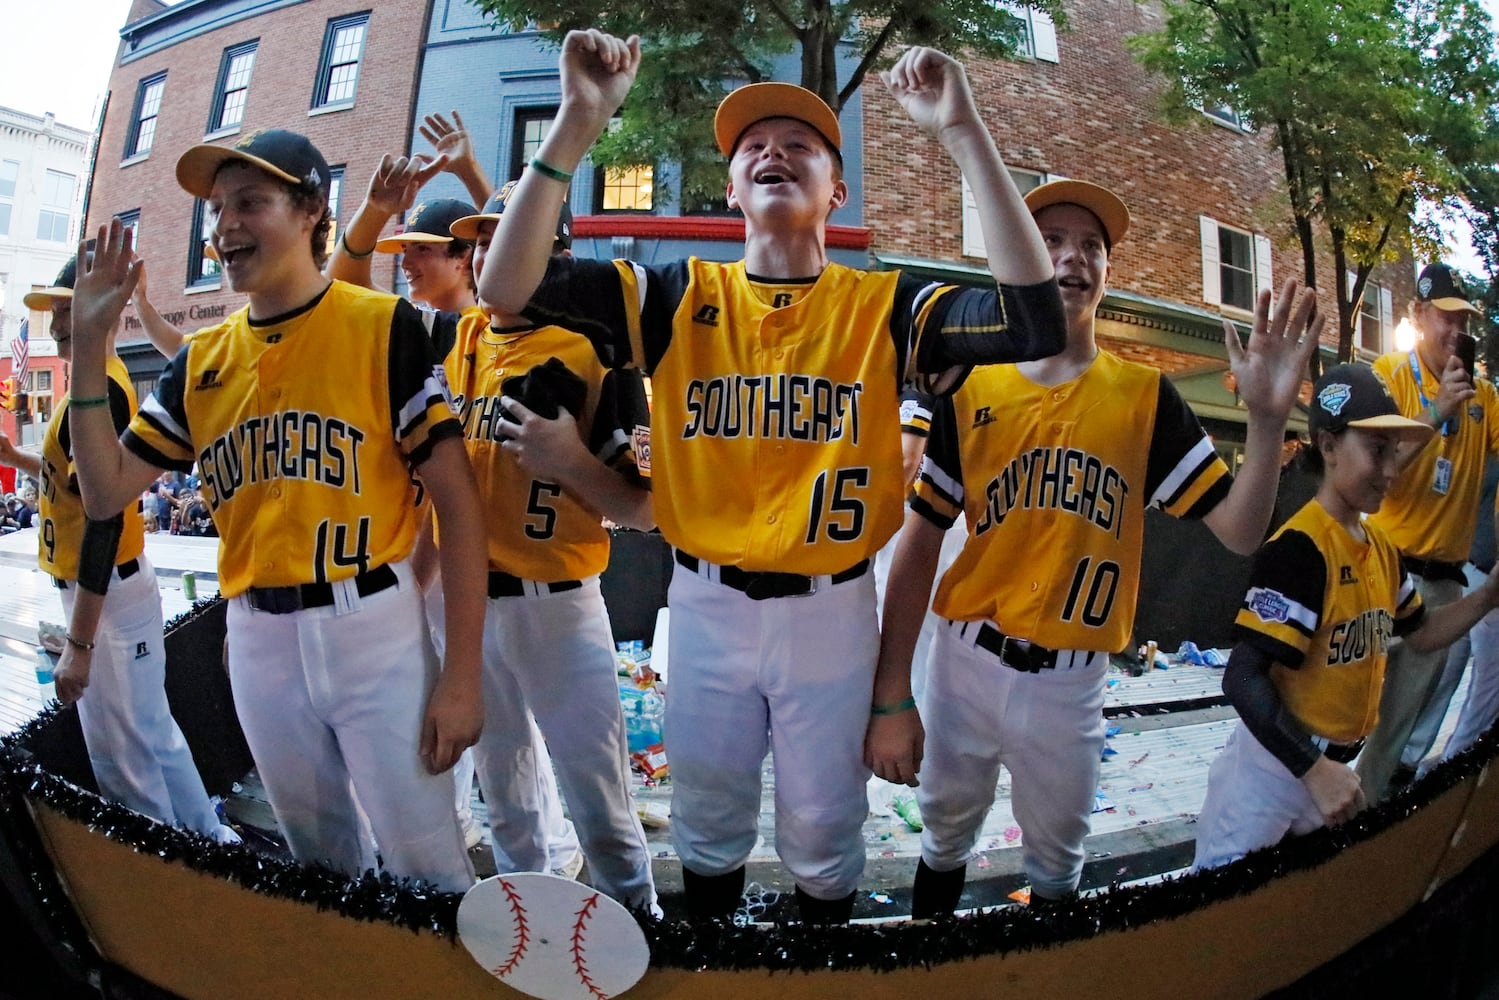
64 130 488 892
1195 364 1499 868
0 254 236 843
481 30 1067 922
405 186 656 910
870 180 1321 915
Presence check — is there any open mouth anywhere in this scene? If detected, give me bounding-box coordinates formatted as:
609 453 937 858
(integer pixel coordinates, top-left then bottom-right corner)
1057 275 1091 292
754 169 794 185
218 246 255 267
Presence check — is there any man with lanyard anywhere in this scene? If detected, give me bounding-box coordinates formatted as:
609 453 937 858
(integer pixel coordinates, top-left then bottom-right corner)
1355 262 1497 801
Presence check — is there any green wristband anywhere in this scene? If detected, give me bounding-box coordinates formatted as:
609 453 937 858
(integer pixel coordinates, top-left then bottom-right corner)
528 157 574 184
870 696 917 716
69 394 111 409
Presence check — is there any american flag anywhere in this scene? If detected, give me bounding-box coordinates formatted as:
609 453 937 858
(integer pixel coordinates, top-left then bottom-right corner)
9 318 27 384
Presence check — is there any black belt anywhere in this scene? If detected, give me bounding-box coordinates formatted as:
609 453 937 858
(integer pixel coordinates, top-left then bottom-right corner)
1314 736 1365 765
674 550 869 601
244 565 398 614
488 570 582 599
53 557 140 590
1400 554 1466 584
971 622 1062 673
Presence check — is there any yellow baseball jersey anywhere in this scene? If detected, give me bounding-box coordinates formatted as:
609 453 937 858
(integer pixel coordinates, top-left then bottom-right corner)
1368 349 1499 562
123 281 461 597
37 357 145 580
435 307 647 581
1235 499 1425 742
523 256 1064 574
913 351 1232 652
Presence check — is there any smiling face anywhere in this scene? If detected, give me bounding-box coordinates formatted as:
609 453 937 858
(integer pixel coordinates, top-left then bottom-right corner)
1321 426 1403 516
1034 203 1110 333
399 242 471 311
1414 300 1471 372
49 297 74 362
206 163 322 300
725 117 846 227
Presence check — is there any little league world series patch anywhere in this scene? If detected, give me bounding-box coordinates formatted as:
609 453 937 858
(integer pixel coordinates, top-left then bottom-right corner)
457 872 649 1000
1247 587 1291 624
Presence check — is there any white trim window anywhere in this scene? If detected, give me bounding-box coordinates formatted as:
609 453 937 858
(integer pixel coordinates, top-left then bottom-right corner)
996 2 1060 62
1349 272 1394 354
963 168 1051 259
1200 216 1271 313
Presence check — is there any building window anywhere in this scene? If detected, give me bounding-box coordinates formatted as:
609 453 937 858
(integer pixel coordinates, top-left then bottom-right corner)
1200 216 1271 313
35 170 75 243
27 370 53 427
125 74 166 159
597 165 654 212
1352 276 1393 354
510 107 557 181
187 199 221 287
1203 104 1250 130
116 209 141 249
312 14 369 110
0 159 16 236
210 42 258 133
324 165 345 259
963 168 1048 258
996 2 1059 62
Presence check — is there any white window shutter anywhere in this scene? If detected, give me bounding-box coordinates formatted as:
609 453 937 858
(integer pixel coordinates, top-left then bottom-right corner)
1254 233 1273 299
1345 269 1357 298
1031 10 1059 62
1380 286 1394 344
1200 216 1221 305
961 176 986 259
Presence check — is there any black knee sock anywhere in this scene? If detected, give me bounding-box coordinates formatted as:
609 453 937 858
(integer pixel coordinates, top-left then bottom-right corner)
682 865 746 921
911 858 966 919
795 885 856 924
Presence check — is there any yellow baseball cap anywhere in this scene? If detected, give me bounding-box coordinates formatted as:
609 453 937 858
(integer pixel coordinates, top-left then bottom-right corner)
713 82 842 159
1025 179 1131 249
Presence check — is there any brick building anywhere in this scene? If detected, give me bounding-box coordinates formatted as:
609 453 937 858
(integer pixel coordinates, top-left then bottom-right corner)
862 0 1415 456
85 0 430 395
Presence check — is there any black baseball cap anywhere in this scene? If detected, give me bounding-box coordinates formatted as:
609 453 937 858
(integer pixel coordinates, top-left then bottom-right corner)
23 255 81 310
176 129 331 200
1310 363 1432 442
1415 262 1482 316
449 181 572 250
375 198 477 253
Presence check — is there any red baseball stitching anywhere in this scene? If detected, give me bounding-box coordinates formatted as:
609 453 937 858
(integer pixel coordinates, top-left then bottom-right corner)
491 878 530 978
571 893 607 1000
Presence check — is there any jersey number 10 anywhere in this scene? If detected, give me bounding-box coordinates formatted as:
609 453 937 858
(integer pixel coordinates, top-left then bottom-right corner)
1061 556 1121 628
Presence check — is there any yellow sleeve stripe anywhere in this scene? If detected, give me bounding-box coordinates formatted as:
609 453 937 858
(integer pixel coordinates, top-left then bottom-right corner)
1234 609 1313 655
1161 464 1228 518
616 259 647 370
1395 576 1423 619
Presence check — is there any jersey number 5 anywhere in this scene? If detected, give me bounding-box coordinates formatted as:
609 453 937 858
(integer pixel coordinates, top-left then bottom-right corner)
525 481 562 540
1061 556 1120 628
806 467 868 544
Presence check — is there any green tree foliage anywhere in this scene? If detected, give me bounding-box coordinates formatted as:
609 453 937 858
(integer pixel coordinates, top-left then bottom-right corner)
473 0 1061 211
1132 0 1499 368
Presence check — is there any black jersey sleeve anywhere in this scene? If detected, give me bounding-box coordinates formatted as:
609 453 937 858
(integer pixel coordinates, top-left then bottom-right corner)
907 276 1066 374
909 393 965 530
1222 641 1322 778
1232 528 1326 668
1145 375 1232 519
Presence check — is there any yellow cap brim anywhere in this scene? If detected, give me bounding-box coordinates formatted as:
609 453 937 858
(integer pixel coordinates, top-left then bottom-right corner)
176 144 301 199
1347 414 1436 443
1429 297 1483 316
448 213 501 241
23 287 72 310
1025 179 1131 248
714 82 842 158
374 232 456 254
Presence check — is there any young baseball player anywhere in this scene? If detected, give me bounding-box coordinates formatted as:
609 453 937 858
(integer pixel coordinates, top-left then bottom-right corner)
394 185 655 909
869 180 1323 916
329 142 583 868
0 254 236 843
1194 364 1499 869
65 130 488 892
480 30 1068 923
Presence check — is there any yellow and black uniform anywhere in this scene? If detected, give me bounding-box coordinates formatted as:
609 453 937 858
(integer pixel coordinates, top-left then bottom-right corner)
524 256 1064 573
1369 349 1499 566
518 252 1063 908
123 281 460 597
438 306 644 581
39 357 143 586
913 350 1231 652
1235 499 1426 743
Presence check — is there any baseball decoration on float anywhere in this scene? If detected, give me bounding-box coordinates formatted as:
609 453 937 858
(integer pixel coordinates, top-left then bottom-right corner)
457 873 650 1000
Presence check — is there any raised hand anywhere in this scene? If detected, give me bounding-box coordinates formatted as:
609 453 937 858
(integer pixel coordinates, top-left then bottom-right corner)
420 111 476 169
1224 277 1324 420
880 46 981 141
0 430 21 468
364 153 450 218
71 220 140 350
558 29 641 128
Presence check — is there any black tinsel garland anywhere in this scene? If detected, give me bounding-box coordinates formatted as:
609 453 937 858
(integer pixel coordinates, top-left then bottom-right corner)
5 596 1498 975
